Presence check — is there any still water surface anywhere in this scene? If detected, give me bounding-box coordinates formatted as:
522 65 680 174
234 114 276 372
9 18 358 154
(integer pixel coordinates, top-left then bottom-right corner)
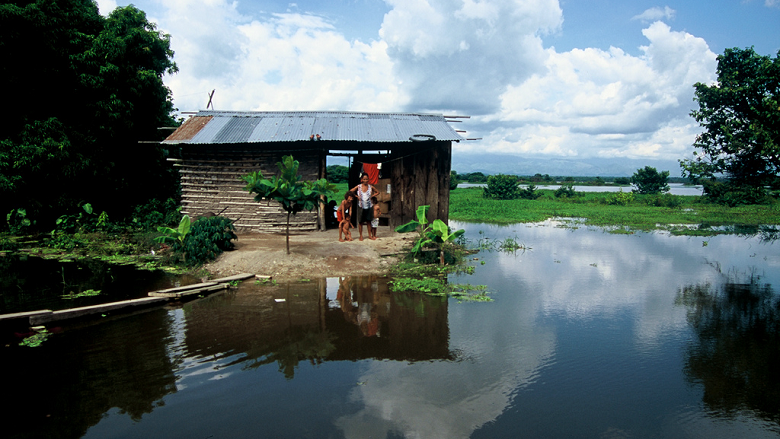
3 221 779 438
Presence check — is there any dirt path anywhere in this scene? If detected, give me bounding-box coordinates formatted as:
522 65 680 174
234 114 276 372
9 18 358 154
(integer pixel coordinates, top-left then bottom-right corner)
204 227 414 280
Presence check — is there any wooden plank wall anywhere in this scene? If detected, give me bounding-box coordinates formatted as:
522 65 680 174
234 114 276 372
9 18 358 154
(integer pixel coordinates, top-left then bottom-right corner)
178 145 322 232
389 141 451 228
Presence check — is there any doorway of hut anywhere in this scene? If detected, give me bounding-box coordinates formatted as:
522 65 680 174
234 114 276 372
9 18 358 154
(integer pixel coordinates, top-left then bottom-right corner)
325 154 392 232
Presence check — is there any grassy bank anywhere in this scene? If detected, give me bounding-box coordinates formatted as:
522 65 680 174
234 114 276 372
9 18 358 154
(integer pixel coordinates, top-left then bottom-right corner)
449 187 780 235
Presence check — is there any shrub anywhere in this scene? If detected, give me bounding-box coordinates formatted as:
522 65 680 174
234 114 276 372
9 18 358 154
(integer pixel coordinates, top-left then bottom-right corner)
554 183 577 198
607 190 635 206
644 193 683 208
483 174 521 199
519 183 542 200
702 181 772 206
132 198 181 230
180 216 237 266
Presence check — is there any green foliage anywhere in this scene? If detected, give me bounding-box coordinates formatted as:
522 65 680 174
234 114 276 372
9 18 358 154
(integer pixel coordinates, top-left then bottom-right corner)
6 208 34 234
0 1 180 228
450 171 459 190
682 47 780 192
701 181 772 207
180 216 237 266
155 215 191 245
389 262 491 302
19 329 51 348
54 203 96 234
458 172 488 183
243 155 336 254
132 198 181 230
62 289 102 299
450 186 779 236
643 193 684 208
614 177 631 185
631 166 670 194
483 174 521 199
554 183 577 198
326 165 349 183
519 183 542 200
607 190 635 206
395 205 465 265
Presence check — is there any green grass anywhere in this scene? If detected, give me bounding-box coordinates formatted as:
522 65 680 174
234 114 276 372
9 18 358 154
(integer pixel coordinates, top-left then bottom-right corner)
449 187 780 236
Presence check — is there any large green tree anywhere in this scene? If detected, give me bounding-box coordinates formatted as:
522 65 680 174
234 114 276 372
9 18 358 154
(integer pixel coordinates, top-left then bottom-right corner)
681 47 780 192
631 166 670 194
0 0 179 228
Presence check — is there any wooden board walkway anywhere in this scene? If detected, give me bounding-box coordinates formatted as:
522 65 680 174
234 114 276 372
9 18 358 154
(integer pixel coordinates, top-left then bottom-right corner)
1 273 257 328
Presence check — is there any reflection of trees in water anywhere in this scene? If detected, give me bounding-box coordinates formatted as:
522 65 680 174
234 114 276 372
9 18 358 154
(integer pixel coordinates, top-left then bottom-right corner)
2 310 178 438
676 280 780 423
701 224 780 242
230 327 336 380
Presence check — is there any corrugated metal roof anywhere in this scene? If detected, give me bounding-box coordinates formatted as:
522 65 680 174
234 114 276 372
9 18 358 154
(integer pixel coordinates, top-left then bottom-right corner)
163 111 464 144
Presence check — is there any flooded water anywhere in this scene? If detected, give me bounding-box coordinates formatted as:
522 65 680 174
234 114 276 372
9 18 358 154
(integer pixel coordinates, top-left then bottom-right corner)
3 222 779 438
0 255 200 314
459 182 704 195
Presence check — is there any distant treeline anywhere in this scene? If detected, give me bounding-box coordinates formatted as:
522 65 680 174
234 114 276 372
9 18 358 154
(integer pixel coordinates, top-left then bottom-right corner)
453 171 694 185
326 166 695 186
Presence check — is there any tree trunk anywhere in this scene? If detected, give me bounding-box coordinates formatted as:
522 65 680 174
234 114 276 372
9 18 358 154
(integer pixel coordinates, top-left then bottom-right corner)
286 211 291 254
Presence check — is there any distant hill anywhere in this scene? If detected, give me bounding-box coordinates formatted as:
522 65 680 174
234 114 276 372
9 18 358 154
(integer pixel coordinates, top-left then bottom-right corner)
451 153 684 178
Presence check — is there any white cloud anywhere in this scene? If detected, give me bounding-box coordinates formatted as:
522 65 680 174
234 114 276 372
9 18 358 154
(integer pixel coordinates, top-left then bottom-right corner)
157 0 399 112
632 6 676 22
766 0 779 8
95 0 118 16
380 0 563 115
146 0 718 163
463 21 717 160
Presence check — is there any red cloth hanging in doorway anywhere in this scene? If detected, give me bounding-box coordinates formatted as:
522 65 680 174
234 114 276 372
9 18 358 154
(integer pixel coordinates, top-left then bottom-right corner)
363 163 379 184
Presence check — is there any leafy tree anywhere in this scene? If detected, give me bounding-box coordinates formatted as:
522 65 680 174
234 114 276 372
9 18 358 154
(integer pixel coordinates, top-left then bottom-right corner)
243 156 336 254
681 47 780 201
631 166 670 194
0 0 179 229
326 165 349 183
614 177 630 185
483 174 521 199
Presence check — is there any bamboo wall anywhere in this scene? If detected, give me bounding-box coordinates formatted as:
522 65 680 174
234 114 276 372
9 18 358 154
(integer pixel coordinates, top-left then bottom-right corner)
177 144 322 232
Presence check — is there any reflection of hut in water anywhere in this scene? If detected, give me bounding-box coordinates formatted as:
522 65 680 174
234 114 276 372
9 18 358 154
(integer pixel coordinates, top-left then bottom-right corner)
179 277 451 377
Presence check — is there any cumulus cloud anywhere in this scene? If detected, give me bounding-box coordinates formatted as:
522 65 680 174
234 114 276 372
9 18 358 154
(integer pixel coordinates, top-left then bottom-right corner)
156 0 398 112
144 0 718 163
380 0 563 115
632 6 676 22
457 21 717 160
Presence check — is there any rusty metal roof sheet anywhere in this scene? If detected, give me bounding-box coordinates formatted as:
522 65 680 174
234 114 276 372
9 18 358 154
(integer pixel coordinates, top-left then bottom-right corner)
163 111 464 144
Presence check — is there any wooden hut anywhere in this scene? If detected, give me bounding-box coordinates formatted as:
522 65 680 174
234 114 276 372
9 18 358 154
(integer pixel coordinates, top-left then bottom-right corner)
162 111 465 233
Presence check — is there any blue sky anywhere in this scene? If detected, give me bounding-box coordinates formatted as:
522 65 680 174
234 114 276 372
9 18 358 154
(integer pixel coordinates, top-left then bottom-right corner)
98 0 779 175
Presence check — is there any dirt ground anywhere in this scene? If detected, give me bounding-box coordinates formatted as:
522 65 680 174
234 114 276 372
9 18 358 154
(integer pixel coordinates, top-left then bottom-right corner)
203 227 415 280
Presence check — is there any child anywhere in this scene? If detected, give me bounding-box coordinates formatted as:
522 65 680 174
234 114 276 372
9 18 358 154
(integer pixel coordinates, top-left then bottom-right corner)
370 196 380 240
338 192 354 242
340 211 353 242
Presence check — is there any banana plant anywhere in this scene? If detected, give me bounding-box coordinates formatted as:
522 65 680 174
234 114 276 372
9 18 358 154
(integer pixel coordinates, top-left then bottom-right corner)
395 205 464 265
155 215 191 246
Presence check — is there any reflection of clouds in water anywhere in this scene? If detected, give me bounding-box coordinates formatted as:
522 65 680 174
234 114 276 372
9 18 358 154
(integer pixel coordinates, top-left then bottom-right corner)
335 283 555 439
455 222 777 348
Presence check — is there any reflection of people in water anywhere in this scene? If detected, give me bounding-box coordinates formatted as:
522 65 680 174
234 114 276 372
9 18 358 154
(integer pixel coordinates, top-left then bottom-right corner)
336 276 381 337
